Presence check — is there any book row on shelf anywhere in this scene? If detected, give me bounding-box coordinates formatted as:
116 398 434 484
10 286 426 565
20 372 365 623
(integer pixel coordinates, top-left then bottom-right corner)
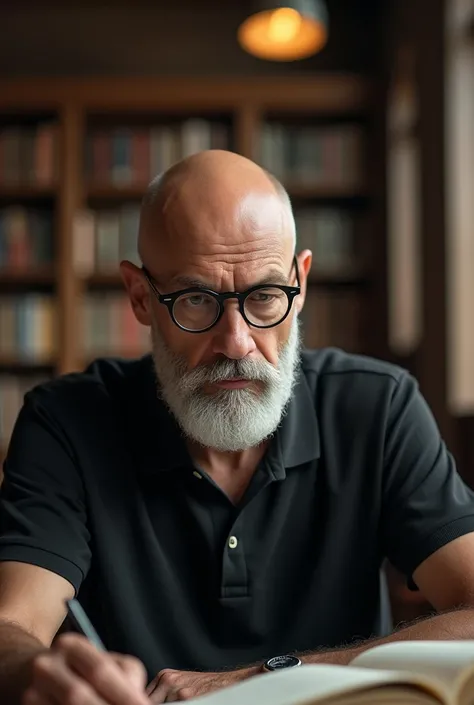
87 121 365 189
293 209 358 274
86 119 229 186
87 121 364 189
0 206 54 269
0 203 139 274
0 117 365 192
0 293 149 363
82 292 149 359
73 204 140 276
0 294 56 363
0 122 58 187
259 123 364 188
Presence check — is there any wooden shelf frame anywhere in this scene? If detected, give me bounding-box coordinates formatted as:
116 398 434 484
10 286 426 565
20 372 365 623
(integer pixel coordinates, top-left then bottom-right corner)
0 75 372 113
0 185 57 199
0 74 381 461
85 183 370 202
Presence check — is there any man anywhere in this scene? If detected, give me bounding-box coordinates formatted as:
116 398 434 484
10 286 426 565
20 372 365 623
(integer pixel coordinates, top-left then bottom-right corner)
1 150 474 705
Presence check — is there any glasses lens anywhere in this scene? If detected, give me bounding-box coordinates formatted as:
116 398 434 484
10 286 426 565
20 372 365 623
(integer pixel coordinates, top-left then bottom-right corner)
243 287 289 327
173 292 220 331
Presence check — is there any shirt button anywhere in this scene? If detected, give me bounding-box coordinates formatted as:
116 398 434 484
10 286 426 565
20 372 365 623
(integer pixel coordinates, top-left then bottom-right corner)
193 471 202 479
228 536 238 549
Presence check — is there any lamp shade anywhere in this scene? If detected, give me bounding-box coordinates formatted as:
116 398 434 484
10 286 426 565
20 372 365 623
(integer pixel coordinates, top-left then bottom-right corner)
238 0 329 62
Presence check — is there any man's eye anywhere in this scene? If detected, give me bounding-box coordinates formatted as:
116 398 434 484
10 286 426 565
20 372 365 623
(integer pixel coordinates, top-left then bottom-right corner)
248 289 284 303
251 293 274 303
183 295 212 307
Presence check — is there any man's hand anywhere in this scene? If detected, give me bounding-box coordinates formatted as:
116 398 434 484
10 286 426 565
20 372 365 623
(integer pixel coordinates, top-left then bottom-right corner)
146 666 259 703
22 633 150 705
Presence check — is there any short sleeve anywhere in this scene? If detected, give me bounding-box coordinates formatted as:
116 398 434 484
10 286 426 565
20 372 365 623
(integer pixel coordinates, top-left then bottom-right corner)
0 389 91 594
381 372 474 583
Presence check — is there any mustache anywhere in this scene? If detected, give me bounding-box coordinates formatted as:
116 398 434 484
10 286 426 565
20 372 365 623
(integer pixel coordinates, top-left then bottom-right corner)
179 357 280 393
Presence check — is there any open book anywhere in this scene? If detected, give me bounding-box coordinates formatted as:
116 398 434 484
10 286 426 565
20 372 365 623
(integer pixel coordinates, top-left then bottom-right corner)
184 641 474 705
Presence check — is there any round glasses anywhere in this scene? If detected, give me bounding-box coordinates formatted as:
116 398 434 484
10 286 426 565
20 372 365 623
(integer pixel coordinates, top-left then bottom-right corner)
142 257 301 333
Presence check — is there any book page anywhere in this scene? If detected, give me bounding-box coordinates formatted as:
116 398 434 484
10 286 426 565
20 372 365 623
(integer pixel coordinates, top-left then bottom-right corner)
183 664 443 705
352 641 474 699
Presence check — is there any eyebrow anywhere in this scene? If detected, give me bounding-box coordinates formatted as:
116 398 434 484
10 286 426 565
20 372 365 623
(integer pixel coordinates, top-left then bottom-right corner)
170 269 289 291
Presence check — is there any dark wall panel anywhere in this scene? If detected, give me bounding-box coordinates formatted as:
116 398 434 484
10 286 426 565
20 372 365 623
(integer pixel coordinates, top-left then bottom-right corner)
0 0 379 77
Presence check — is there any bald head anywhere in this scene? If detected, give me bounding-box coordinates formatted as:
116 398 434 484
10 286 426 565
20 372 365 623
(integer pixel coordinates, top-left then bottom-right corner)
142 150 292 212
137 150 295 267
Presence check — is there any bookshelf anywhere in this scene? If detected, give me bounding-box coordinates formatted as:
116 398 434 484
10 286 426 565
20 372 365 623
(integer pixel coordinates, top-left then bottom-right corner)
0 75 381 464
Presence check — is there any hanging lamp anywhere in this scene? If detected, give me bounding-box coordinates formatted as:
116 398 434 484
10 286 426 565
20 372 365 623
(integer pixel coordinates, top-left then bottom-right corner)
237 0 329 62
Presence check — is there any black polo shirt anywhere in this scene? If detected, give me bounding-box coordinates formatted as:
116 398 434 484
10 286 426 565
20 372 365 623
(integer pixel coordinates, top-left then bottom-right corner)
1 348 474 679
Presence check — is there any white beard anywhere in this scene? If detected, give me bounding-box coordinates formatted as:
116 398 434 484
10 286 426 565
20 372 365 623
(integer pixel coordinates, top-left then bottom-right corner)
150 316 301 452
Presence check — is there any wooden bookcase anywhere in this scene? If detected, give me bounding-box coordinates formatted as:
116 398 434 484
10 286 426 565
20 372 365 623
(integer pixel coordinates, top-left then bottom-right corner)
0 75 381 462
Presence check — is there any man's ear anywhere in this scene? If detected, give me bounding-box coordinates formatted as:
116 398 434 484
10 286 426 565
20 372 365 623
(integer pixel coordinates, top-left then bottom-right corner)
294 249 312 315
119 260 153 326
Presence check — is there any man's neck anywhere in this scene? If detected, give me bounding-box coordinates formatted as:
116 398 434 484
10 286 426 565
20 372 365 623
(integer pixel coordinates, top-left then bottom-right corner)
186 440 269 504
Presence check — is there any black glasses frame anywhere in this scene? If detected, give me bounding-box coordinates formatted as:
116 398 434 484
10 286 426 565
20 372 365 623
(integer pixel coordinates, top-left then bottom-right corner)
141 255 301 334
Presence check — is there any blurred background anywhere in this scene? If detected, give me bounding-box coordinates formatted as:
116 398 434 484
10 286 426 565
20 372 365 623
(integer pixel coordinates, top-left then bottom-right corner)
0 0 473 623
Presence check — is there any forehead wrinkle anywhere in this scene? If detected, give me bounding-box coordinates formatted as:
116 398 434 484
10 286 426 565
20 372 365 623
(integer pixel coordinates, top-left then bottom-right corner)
160 251 289 290
183 239 286 261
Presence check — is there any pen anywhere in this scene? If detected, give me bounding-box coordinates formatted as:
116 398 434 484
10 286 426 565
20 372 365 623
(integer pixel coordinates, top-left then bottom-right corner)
65 598 106 652
65 598 152 691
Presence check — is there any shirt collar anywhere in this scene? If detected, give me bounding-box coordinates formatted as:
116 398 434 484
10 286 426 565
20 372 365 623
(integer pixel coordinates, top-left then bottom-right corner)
276 365 320 468
130 356 190 474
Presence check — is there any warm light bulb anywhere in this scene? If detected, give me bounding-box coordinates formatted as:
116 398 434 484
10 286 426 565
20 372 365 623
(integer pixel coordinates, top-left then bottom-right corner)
267 7 302 43
237 1 329 61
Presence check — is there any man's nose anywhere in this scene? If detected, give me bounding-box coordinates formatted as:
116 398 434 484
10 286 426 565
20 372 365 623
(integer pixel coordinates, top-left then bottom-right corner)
210 302 257 360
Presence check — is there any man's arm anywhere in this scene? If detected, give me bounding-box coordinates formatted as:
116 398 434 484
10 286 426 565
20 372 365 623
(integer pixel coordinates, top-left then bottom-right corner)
0 562 150 705
300 531 474 665
270 532 474 666
0 391 150 705
299 609 473 666
0 620 47 705
299 368 474 666
0 561 74 704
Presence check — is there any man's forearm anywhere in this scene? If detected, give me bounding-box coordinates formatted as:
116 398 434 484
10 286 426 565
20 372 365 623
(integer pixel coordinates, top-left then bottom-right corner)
0 620 46 705
299 608 474 666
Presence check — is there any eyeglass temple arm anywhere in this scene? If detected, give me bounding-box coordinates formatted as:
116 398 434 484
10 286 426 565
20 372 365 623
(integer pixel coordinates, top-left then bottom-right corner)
293 255 301 288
